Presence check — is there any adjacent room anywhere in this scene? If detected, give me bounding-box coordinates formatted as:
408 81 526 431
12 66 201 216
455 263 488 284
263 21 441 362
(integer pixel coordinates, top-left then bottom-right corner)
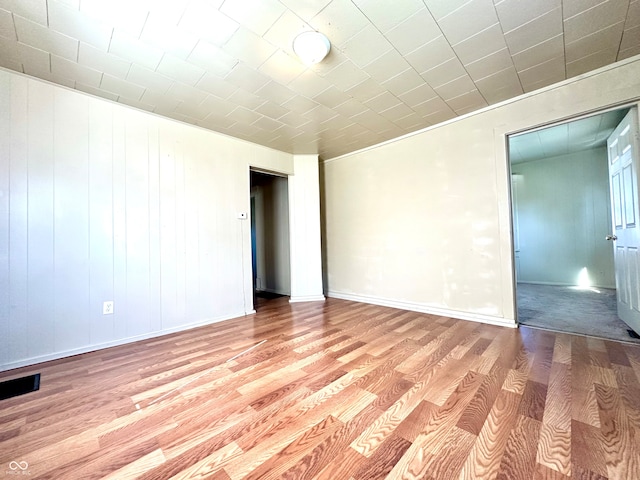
1 1 640 479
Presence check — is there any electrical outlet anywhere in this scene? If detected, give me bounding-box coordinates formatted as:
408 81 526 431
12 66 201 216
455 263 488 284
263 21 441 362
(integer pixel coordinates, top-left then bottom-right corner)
103 301 114 315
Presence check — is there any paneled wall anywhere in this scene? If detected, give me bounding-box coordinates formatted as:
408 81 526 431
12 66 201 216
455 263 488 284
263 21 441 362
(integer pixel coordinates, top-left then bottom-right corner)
0 69 293 370
513 148 615 288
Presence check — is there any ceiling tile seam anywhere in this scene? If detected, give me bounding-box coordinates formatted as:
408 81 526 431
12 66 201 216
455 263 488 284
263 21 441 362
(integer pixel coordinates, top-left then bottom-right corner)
562 0 623 22
501 5 561 36
616 0 634 60
431 0 475 23
560 1 568 81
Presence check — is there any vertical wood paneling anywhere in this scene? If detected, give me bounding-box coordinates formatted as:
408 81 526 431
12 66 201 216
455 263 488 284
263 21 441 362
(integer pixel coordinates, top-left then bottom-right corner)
0 75 10 366
112 108 128 340
184 130 201 322
125 114 151 337
88 99 115 344
159 129 177 328
53 89 90 353
0 69 294 370
8 76 29 362
27 80 55 357
147 119 161 332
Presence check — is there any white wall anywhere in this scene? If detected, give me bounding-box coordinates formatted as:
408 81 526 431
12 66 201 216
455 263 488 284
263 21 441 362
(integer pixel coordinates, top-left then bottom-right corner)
513 148 615 287
0 69 294 371
323 56 640 327
251 174 290 295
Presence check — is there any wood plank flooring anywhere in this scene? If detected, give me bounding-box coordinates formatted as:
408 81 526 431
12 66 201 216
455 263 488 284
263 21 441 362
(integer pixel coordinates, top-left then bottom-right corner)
1 297 640 479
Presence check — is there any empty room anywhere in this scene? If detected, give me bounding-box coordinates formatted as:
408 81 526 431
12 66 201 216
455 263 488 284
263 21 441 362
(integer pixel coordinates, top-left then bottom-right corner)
1 1 640 479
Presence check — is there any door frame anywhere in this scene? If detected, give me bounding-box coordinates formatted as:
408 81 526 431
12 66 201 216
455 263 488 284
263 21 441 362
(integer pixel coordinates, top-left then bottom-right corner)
504 101 640 326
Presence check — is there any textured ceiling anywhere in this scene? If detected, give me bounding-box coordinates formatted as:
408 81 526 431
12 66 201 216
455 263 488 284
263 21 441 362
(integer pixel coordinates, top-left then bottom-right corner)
0 0 638 160
509 108 629 164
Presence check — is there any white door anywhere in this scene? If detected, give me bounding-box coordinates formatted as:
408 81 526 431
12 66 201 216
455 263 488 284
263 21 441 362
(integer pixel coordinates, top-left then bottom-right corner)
607 107 640 333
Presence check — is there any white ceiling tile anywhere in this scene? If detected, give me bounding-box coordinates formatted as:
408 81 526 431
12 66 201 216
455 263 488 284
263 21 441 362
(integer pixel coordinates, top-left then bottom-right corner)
156 54 205 86
423 0 472 21
563 0 619 20
353 0 424 33
397 82 438 105
14 14 78 61
620 25 640 54
187 40 238 77
340 24 393 68
258 50 306 85
255 101 289 119
518 55 565 91
139 12 198 60
364 91 401 113
382 68 427 98
127 64 172 93
566 48 618 77
195 94 236 120
0 8 16 39
109 30 163 70
196 72 237 98
362 49 411 84
618 43 640 60
393 112 425 130
312 85 351 109
227 88 265 110
437 0 499 45
51 54 102 86
165 82 207 106
100 73 145 101
288 68 332 98
0 0 47 25
384 7 441 55
23 60 76 88
281 94 318 114
75 82 119 101
626 0 640 29
225 63 271 92
118 96 156 114
421 57 467 89
379 101 414 122
495 0 560 32
279 0 331 22
474 65 523 104
224 27 278 69
220 0 286 37
255 80 296 105
504 7 563 54
79 42 130 78
178 0 238 46
434 74 477 101
48 0 112 51
464 48 514 81
405 36 455 75
511 34 564 72
0 35 20 65
345 77 387 102
17 41 49 72
309 0 369 47
565 22 624 63
446 89 487 114
332 98 369 118
452 23 508 66
80 0 149 38
322 59 370 92
253 115 283 131
564 1 628 43
263 10 311 55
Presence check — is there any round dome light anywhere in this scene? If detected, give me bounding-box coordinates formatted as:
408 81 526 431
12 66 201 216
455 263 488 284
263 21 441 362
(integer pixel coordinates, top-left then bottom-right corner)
292 31 331 65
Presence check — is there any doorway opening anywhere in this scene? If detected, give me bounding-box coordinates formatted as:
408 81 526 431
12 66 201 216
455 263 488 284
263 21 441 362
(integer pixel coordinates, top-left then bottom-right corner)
508 106 640 344
250 169 291 310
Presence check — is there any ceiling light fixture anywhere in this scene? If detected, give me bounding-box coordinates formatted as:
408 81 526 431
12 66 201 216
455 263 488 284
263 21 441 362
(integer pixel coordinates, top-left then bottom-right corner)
292 31 331 65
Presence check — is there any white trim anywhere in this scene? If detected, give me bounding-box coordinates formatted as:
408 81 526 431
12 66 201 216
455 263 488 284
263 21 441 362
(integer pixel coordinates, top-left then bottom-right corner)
0 310 248 373
322 54 640 163
289 295 326 303
327 291 517 328
257 288 290 296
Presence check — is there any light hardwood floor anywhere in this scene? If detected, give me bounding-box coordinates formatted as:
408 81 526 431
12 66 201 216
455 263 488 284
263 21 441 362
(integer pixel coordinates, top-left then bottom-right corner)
1 297 639 479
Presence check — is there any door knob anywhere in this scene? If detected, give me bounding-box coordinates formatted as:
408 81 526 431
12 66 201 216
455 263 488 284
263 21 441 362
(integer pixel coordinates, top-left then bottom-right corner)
606 234 618 241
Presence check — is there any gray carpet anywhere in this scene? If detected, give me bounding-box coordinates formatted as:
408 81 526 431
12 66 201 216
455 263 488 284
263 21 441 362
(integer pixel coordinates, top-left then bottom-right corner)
517 283 640 344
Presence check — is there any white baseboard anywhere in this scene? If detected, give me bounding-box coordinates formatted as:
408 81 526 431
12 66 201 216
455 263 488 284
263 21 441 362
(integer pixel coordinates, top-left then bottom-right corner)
0 310 249 373
327 291 517 328
518 281 616 289
289 294 326 303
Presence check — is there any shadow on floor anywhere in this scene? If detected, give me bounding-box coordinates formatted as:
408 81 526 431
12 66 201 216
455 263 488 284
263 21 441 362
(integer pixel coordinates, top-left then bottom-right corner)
517 283 640 344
